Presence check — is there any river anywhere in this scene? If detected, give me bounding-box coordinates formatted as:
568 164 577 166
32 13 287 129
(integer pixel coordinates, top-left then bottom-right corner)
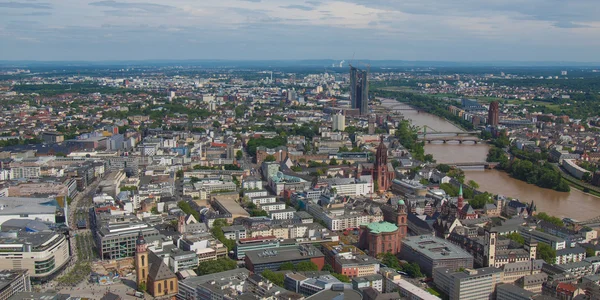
379 98 600 220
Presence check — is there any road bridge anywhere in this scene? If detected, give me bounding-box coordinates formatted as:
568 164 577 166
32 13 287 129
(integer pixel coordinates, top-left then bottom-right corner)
447 162 499 170
421 136 481 144
576 215 600 227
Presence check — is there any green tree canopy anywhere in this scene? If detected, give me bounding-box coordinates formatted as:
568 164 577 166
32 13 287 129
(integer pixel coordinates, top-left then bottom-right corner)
537 242 556 264
197 258 237 275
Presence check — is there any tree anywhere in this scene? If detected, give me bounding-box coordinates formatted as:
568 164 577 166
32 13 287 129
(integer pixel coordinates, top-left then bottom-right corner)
436 164 451 173
469 192 493 209
404 262 423 278
279 262 295 271
447 168 465 183
264 155 276 162
137 281 146 292
582 172 592 183
262 270 284 287
176 170 184 178
420 178 429 185
322 264 335 272
250 209 269 217
329 158 338 165
331 273 350 283
586 247 597 258
295 261 319 271
424 154 434 163
537 242 556 264
196 258 237 275
506 232 525 245
536 212 564 227
379 253 401 269
467 180 479 189
150 206 159 214
236 150 243 160
212 120 221 128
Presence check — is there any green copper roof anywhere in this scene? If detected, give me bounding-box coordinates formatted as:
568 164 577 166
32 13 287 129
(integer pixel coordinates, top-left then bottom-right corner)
459 184 463 196
367 221 398 234
398 199 405 206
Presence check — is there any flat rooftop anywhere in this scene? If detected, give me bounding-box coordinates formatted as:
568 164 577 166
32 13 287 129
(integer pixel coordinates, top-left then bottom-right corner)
402 235 473 260
245 245 324 265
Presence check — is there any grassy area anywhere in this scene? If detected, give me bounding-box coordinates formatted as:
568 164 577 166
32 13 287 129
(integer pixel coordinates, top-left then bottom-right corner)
427 287 441 296
561 174 600 198
427 286 448 300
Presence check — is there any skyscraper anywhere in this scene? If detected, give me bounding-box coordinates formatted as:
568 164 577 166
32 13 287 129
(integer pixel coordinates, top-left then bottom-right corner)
488 101 499 127
350 66 369 115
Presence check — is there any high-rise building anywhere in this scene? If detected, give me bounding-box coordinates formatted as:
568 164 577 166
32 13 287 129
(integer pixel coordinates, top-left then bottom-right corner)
488 101 499 127
350 66 369 115
332 112 346 131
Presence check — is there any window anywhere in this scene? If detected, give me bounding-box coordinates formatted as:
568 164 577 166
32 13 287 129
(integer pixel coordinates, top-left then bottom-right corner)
158 282 162 293
141 255 145 266
170 280 174 291
142 269 145 279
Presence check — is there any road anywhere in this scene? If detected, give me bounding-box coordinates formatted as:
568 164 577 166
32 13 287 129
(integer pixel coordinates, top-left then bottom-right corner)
44 175 102 287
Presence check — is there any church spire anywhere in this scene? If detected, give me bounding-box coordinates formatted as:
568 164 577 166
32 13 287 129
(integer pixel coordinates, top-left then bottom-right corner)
457 184 464 211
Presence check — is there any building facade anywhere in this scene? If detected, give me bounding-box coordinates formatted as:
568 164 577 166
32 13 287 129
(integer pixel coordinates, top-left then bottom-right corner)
350 66 369 115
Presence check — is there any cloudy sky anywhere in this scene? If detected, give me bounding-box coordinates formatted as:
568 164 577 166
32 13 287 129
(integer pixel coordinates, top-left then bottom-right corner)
1 0 599 61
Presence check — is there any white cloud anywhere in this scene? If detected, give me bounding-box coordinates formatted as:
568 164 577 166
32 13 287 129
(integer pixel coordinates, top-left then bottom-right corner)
0 0 598 60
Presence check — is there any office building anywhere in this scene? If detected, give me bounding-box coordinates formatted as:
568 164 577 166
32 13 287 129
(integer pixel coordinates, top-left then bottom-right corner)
285 272 346 296
0 270 31 299
332 112 346 131
488 101 499 127
350 66 369 115
399 235 473 276
352 274 383 292
334 253 380 278
221 225 247 240
433 267 503 300
235 236 280 260
244 244 325 273
496 283 536 300
95 213 160 260
178 269 250 300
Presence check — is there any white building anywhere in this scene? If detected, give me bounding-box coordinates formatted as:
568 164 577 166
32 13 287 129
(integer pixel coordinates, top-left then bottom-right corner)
10 166 41 179
259 202 286 212
269 208 296 220
249 195 277 206
332 112 346 132
305 202 383 231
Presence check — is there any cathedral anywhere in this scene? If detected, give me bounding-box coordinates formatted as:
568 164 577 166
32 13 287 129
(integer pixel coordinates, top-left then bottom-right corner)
135 232 179 299
359 136 395 193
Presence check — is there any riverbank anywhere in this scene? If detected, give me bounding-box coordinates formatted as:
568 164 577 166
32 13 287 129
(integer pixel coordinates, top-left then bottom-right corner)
374 90 475 131
378 96 600 219
464 170 599 219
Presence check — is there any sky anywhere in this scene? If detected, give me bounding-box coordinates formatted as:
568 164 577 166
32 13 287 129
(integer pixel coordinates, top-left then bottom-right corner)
1 0 600 62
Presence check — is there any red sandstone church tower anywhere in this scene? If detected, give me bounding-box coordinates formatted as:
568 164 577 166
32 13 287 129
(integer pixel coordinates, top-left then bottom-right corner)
374 137 393 193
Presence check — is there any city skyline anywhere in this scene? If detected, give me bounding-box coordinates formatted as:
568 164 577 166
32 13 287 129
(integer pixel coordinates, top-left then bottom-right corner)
1 0 600 62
